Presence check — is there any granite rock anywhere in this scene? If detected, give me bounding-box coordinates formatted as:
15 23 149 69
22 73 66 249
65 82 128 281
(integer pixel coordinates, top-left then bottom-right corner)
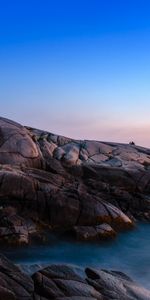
0 116 150 244
0 255 150 300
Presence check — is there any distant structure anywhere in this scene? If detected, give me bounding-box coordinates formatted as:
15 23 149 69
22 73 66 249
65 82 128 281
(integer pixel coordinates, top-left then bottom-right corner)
129 141 135 145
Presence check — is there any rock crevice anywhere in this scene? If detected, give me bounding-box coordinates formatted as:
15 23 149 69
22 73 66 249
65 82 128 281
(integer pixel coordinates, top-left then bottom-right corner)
0 116 150 244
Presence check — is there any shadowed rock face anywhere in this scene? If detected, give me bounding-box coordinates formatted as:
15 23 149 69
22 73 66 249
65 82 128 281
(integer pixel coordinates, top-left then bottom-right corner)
0 116 150 244
0 254 150 300
0 254 34 299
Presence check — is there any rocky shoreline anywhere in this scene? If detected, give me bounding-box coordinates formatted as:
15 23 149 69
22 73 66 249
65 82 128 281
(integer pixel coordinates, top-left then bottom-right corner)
0 116 150 245
0 254 150 300
0 116 150 298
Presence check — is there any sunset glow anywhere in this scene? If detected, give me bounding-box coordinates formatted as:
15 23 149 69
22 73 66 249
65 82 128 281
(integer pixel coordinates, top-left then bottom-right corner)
1 0 150 146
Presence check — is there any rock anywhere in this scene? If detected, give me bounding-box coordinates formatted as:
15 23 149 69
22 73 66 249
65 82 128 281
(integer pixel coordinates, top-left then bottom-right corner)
90 153 108 164
0 116 150 245
86 267 150 300
32 264 150 300
0 226 29 244
0 255 149 300
18 263 49 276
103 202 133 230
0 286 16 300
84 141 113 157
105 157 122 167
49 191 80 227
76 194 133 230
73 224 116 241
0 206 37 245
95 223 116 239
39 139 57 159
57 296 97 300
79 148 89 161
0 254 34 299
54 147 66 160
54 143 80 166
32 264 102 300
62 144 80 165
0 117 43 168
73 226 99 241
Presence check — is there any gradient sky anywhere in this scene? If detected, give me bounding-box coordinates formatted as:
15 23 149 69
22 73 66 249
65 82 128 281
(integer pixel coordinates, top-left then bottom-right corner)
0 0 150 147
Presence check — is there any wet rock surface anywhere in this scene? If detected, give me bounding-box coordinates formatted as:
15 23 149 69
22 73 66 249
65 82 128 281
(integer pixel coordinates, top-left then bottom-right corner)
0 254 150 300
0 116 150 245
72 224 116 241
0 254 34 299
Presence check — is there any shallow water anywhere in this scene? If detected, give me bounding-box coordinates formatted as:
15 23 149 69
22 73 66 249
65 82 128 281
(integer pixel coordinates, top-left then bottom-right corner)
2 223 150 289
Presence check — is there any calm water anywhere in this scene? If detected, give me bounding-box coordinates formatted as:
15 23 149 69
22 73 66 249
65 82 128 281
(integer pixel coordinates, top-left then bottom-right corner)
2 223 150 289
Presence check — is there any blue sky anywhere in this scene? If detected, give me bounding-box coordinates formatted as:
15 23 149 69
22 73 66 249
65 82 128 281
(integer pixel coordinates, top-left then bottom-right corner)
1 0 150 146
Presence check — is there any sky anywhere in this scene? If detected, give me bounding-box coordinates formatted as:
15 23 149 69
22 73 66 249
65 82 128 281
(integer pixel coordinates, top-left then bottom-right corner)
0 0 150 147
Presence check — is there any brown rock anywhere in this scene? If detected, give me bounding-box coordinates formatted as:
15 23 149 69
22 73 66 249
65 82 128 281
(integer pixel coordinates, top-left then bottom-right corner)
0 117 43 168
95 223 116 239
0 256 149 300
73 226 98 241
0 255 34 299
86 267 150 300
1 116 150 245
32 265 102 300
73 223 116 241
